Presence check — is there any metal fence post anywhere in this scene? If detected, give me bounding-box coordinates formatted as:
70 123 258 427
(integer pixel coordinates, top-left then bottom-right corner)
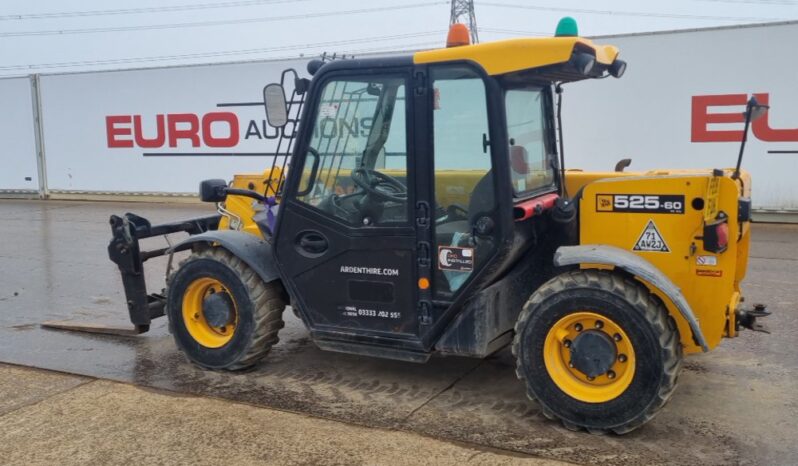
30 74 49 199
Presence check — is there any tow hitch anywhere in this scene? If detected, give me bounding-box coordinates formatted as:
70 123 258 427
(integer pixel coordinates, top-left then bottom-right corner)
736 304 771 334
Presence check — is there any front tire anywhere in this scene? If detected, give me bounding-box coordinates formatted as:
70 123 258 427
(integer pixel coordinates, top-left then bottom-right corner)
512 270 682 434
166 247 285 371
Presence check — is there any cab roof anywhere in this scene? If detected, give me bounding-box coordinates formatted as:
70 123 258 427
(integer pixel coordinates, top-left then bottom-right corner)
413 36 619 77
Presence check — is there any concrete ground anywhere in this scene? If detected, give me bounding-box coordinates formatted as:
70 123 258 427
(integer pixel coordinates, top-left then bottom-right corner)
0 199 797 465
0 363 561 466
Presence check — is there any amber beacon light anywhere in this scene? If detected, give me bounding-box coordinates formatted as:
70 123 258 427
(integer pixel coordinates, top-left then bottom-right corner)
446 23 471 47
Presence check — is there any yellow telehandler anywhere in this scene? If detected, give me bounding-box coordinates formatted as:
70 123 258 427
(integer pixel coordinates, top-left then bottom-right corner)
61 19 771 433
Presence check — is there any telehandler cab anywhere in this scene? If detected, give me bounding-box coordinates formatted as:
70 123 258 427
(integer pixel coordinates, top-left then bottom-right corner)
68 20 770 433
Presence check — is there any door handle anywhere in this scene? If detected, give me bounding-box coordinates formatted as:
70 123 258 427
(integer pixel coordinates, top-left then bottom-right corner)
296 231 328 255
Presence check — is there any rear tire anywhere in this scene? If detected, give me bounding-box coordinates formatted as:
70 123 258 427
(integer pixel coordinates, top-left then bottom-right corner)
512 269 682 434
166 247 285 371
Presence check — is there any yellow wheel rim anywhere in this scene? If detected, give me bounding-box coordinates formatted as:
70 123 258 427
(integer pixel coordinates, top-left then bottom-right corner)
181 277 238 348
543 311 636 403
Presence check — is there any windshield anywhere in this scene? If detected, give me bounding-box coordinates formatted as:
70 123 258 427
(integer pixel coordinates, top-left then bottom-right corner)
504 87 556 195
294 75 409 225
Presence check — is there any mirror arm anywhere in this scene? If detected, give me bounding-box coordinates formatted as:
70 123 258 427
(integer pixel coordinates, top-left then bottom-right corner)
555 83 567 198
733 96 770 180
733 99 755 180
224 188 268 203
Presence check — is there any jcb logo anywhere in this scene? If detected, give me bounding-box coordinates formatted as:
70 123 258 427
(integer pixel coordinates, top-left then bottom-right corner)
596 195 614 211
692 93 798 142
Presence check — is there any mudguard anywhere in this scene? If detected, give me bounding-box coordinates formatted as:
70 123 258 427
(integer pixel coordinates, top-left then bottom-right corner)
554 244 709 352
171 230 282 284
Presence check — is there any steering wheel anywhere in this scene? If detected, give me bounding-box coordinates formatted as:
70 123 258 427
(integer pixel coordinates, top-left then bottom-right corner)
351 168 407 203
447 204 469 220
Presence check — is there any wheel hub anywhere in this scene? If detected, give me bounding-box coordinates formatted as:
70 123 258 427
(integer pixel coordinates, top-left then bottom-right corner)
182 277 238 349
202 292 234 328
570 330 617 378
542 311 636 403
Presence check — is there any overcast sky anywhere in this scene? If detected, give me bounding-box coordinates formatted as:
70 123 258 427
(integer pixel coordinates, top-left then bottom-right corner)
0 0 795 77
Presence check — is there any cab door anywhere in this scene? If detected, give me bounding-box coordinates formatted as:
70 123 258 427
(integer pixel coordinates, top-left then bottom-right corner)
414 63 511 346
274 67 425 346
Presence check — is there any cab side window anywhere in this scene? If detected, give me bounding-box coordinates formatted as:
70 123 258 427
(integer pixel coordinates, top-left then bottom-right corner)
505 88 555 195
431 66 495 295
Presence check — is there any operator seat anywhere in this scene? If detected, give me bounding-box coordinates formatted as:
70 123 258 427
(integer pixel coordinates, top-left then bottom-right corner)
435 170 494 244
435 145 530 244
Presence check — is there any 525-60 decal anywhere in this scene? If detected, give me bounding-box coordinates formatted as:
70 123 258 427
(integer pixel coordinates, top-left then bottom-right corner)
596 194 685 214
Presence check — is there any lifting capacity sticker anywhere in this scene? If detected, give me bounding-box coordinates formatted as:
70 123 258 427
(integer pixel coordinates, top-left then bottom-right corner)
633 220 670 252
597 194 685 214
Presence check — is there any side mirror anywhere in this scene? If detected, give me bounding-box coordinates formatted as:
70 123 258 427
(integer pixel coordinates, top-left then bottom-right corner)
263 83 288 128
199 179 228 203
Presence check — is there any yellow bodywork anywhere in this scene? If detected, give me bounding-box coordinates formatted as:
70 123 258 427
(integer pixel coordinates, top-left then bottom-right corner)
413 37 619 76
574 169 751 353
218 167 284 238
220 165 750 354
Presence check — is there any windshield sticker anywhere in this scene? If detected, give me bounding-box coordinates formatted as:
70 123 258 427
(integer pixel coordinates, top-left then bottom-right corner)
438 246 474 271
633 220 670 252
597 194 685 214
319 103 339 118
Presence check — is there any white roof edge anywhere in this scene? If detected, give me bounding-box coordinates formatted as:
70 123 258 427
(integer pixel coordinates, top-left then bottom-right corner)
0 54 311 80
589 19 798 40
0 49 405 80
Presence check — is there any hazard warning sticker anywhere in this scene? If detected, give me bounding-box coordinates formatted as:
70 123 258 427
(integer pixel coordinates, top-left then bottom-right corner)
633 220 670 252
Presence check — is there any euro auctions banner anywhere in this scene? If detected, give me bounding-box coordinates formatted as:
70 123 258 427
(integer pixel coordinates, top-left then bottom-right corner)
39 59 306 193
29 21 798 209
563 22 798 210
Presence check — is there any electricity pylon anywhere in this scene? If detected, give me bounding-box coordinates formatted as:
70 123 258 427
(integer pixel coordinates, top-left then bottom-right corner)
449 0 479 44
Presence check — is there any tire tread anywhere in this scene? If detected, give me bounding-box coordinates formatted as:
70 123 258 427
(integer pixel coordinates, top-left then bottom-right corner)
511 269 682 435
166 247 286 371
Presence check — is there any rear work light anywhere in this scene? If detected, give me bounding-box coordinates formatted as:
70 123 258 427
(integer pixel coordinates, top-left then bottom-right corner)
703 213 729 253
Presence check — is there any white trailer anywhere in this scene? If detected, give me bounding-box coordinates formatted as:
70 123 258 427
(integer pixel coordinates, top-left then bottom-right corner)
0 77 39 195
2 20 797 218
565 20 798 215
37 59 303 195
